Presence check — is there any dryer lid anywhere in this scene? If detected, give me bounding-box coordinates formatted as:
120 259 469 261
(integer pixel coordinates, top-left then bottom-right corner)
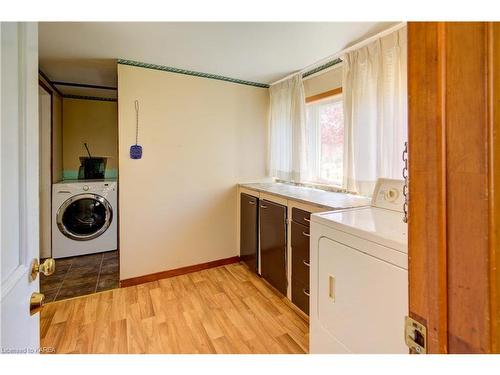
313 207 408 253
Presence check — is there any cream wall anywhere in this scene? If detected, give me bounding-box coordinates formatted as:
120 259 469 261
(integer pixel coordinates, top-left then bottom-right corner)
303 65 343 97
62 98 118 179
118 64 269 280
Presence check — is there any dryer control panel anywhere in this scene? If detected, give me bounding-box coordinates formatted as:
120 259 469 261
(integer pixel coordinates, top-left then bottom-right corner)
371 178 405 212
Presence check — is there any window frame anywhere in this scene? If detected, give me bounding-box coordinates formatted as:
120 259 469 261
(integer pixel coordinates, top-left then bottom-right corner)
305 87 342 104
304 88 345 189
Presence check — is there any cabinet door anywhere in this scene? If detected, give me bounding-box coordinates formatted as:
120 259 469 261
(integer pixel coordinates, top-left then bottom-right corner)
260 199 287 295
240 193 258 272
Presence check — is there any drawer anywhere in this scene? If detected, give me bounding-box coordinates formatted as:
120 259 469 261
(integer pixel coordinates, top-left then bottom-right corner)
292 254 310 286
292 278 310 315
292 207 311 227
291 221 310 259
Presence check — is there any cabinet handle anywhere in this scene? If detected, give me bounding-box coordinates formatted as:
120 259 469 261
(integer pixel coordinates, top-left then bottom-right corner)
303 288 310 297
303 259 310 267
260 204 268 209
329 275 335 302
248 200 256 205
302 231 310 237
304 217 310 222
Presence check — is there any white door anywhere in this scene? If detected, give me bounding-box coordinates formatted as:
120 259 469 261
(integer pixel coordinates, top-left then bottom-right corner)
0 22 41 353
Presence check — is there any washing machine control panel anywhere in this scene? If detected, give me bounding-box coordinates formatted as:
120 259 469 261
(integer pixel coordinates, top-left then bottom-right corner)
371 178 405 212
54 181 117 195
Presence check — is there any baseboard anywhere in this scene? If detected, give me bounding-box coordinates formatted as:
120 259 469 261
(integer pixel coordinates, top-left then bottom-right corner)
282 297 310 323
120 256 240 287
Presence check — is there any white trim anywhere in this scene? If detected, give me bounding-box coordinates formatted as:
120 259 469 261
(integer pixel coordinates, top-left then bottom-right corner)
260 191 288 207
270 22 407 86
24 22 39 268
0 22 3 288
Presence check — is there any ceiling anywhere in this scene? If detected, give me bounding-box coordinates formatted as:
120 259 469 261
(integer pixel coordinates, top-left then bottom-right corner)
39 22 396 96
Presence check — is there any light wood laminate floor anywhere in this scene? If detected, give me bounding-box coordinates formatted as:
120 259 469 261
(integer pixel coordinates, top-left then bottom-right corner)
40 263 309 354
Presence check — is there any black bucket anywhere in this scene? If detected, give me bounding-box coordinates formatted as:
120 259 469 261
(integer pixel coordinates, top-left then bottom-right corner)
78 157 107 179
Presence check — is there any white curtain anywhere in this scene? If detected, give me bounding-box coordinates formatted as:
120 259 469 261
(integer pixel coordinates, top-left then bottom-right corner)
342 27 408 195
268 74 306 181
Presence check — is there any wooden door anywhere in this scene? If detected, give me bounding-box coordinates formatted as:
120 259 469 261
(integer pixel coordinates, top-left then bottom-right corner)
408 22 500 353
260 199 287 295
240 193 258 273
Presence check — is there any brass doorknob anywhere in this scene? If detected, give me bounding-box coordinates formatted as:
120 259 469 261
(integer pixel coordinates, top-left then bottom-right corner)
30 292 45 315
30 258 55 280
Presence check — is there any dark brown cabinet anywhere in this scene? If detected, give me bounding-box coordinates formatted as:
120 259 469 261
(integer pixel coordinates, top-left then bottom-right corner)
260 199 287 295
240 193 259 273
291 207 311 315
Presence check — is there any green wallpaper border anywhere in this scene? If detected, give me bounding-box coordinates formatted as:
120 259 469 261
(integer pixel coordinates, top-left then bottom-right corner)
302 58 343 79
117 57 342 89
63 168 118 180
63 94 117 102
117 59 270 89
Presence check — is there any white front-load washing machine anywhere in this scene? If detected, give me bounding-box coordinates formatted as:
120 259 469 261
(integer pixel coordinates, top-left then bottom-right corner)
52 179 117 258
310 178 408 353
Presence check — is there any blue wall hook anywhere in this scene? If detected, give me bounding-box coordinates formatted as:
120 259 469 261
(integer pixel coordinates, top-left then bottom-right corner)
130 144 142 159
130 100 143 159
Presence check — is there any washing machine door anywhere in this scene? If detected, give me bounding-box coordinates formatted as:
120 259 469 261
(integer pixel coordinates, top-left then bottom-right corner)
57 193 113 241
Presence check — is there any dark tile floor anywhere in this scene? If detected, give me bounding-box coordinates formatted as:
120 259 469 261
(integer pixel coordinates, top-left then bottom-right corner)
40 250 119 302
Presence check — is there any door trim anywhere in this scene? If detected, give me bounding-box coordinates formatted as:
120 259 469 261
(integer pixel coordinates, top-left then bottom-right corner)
487 22 500 353
408 22 448 353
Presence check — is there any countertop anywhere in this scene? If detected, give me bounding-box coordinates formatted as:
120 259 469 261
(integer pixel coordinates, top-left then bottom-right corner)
239 182 371 210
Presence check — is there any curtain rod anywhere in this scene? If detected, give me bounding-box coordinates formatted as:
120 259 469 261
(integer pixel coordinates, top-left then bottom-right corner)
270 22 407 86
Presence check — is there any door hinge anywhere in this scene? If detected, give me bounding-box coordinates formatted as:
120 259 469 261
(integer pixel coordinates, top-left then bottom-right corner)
405 316 427 354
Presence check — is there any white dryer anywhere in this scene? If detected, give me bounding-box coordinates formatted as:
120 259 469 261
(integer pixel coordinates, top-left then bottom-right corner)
52 179 117 258
310 178 408 353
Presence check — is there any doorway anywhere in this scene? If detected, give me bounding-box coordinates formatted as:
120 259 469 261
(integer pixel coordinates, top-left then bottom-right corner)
37 69 119 303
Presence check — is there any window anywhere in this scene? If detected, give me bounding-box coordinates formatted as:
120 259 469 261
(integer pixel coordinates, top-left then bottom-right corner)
304 94 344 187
